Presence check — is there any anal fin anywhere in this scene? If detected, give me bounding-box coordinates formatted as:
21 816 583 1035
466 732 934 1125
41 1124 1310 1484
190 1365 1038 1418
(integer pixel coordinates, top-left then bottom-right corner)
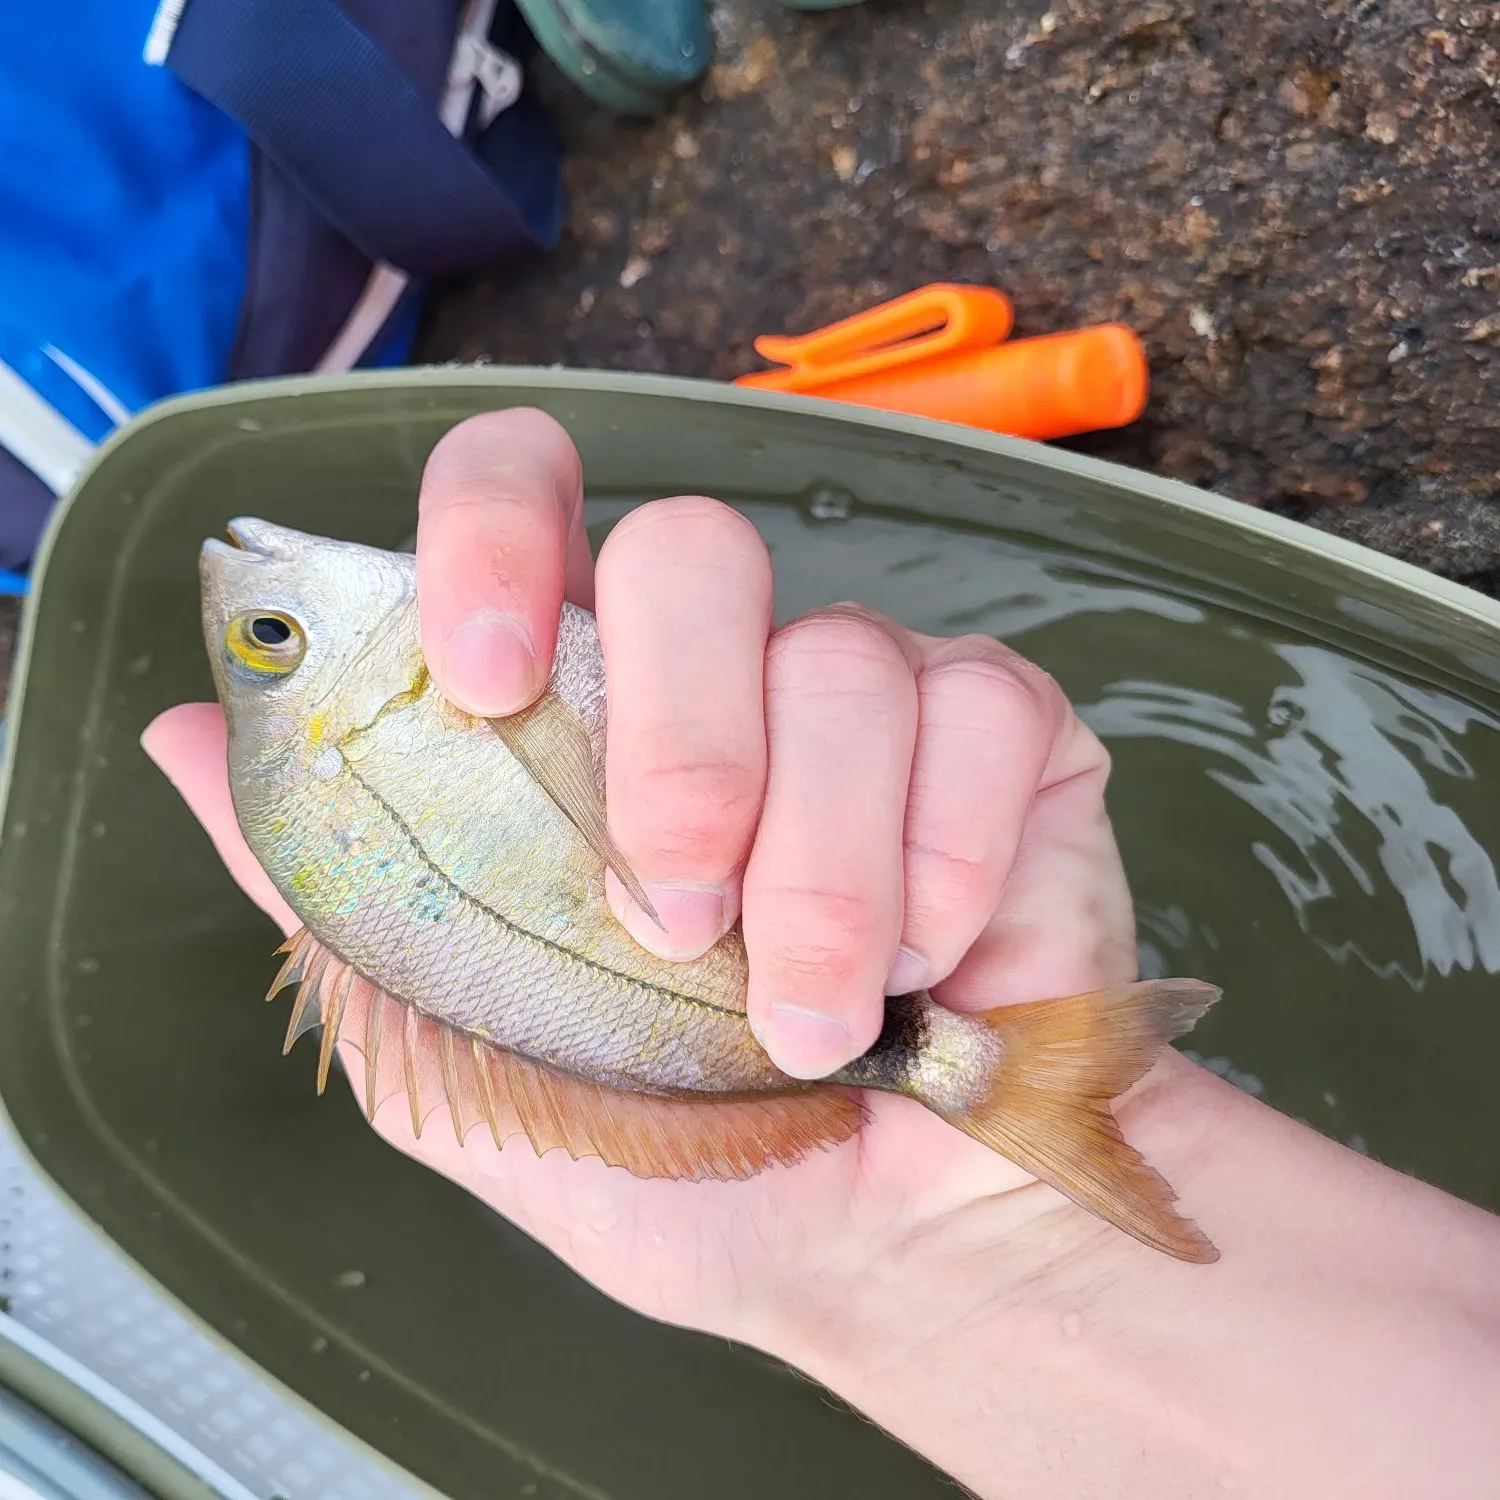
474 1040 864 1180
266 930 864 1180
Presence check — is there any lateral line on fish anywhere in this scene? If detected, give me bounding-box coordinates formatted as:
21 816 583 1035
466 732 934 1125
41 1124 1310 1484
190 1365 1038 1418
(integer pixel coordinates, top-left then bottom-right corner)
342 763 744 1021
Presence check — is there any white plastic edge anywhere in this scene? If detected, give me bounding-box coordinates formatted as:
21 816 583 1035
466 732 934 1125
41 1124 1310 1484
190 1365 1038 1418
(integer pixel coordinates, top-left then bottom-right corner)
0 1317 258 1500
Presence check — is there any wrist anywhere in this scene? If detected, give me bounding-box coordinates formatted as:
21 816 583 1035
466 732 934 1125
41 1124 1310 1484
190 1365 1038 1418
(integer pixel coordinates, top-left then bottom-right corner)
746 1050 1220 1356
730 1054 1500 1500
735 1163 1117 1496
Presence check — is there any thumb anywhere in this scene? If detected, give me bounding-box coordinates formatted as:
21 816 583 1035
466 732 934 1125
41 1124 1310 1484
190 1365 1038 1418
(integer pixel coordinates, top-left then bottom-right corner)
140 702 300 938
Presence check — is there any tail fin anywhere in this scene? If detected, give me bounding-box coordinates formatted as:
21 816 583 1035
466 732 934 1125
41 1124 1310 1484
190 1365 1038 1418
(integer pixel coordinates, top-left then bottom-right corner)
947 980 1221 1264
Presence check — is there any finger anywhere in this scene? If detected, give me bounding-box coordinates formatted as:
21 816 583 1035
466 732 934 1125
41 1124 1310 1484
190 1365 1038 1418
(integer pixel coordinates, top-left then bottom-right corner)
742 607 919 1079
416 408 592 717
938 712 1137 1009
885 636 1069 996
595 497 773 959
140 704 299 936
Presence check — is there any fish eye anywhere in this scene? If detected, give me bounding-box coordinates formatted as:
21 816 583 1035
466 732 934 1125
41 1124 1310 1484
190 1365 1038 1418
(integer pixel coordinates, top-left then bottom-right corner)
225 611 306 678
250 615 292 647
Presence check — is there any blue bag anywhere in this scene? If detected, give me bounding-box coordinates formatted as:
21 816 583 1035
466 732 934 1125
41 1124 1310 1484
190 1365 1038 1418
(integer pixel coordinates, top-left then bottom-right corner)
0 0 565 581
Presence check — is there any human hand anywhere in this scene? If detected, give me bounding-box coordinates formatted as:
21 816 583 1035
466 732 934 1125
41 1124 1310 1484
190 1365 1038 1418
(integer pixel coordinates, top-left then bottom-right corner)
142 408 1163 1346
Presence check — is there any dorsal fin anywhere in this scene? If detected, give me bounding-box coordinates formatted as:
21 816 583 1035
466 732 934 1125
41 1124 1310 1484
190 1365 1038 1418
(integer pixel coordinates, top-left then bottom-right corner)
268 931 864 1178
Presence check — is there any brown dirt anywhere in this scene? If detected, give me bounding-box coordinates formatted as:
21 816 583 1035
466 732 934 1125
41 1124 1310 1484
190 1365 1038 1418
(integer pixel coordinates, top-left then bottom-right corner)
420 0 1500 588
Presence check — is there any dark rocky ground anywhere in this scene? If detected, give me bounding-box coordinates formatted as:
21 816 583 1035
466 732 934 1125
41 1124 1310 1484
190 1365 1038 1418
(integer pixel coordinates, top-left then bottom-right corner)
422 0 1500 578
3 0 1496 714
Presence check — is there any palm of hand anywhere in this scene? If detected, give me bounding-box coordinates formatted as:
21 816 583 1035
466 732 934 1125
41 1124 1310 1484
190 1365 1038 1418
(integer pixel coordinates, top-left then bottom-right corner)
143 699 1133 1340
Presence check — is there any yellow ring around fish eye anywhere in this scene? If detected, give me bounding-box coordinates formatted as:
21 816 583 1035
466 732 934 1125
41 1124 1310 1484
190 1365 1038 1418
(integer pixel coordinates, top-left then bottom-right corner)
225 611 306 676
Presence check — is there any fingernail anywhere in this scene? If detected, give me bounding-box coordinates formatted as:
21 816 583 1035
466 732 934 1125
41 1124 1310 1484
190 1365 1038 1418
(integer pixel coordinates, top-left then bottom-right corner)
885 946 929 996
761 1004 852 1080
442 612 535 716
609 878 734 961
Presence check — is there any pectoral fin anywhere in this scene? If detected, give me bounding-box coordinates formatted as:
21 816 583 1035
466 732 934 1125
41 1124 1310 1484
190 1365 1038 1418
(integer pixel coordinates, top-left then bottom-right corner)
488 691 663 931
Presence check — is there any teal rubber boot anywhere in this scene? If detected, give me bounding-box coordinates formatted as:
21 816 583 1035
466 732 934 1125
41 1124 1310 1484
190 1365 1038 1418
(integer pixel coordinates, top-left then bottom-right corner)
514 0 713 115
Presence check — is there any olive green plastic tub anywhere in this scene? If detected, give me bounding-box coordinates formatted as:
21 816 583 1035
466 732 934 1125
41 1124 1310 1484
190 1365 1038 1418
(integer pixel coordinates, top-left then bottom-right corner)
4 369 1500 1500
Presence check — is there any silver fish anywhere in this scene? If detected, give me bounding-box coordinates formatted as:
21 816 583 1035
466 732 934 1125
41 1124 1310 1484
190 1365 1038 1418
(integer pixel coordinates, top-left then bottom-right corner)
199 517 1220 1263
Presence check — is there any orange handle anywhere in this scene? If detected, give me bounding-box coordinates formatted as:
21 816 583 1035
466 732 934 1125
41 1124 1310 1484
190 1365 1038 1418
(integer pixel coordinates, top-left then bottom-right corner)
743 284 1015 391
741 323 1148 442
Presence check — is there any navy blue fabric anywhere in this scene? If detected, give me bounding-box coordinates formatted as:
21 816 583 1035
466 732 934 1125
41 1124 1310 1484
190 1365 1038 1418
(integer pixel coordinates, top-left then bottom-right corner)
339 0 462 104
224 0 459 379
167 0 565 278
227 152 379 379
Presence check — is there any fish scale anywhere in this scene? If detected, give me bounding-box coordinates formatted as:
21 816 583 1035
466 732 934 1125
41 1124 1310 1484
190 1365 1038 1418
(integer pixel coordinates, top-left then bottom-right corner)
246 655 777 1093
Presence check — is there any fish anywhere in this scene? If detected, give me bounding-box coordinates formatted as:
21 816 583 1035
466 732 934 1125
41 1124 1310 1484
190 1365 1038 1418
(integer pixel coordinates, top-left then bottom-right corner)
198 516 1222 1264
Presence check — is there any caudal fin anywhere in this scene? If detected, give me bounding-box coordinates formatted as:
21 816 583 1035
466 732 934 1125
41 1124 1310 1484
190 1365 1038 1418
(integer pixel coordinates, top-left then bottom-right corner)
947 980 1221 1264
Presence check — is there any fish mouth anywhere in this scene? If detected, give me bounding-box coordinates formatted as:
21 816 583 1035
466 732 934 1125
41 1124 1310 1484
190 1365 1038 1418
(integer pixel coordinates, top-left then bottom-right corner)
202 517 300 567
201 535 248 566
